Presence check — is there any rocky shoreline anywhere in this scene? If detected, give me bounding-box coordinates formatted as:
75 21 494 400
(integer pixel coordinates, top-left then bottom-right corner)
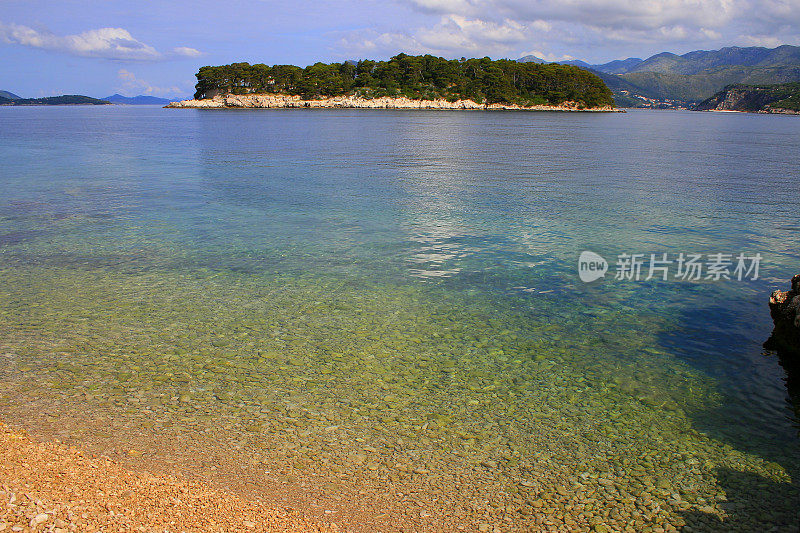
166 93 619 112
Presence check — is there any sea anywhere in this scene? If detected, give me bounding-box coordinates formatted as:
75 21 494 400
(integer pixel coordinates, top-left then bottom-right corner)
0 105 798 531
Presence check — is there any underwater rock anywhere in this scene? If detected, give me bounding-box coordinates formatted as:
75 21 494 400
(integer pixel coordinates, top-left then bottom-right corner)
766 274 800 361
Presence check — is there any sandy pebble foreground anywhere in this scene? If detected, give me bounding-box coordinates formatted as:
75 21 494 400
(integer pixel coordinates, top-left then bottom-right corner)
0 423 331 533
165 94 618 112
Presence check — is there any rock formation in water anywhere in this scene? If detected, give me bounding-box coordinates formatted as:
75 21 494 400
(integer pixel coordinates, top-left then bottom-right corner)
766 274 800 360
767 275 800 426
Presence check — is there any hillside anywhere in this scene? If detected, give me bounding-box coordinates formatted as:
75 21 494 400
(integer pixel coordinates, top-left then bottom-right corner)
627 45 800 75
578 69 668 107
193 53 614 109
0 90 20 99
616 64 800 103
529 45 800 107
693 82 800 113
0 95 110 106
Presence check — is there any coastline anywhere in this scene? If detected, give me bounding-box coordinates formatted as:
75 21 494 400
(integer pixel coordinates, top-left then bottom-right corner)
760 108 800 115
165 93 620 112
0 421 330 532
701 108 800 115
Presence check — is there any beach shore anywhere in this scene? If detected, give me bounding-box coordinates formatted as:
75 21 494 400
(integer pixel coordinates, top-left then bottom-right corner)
165 94 619 112
0 422 331 533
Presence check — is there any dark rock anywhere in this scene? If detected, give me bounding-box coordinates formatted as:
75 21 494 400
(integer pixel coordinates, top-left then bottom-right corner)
766 276 800 427
766 274 800 360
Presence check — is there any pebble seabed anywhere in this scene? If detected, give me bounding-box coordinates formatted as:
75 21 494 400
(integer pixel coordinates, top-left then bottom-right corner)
0 261 799 532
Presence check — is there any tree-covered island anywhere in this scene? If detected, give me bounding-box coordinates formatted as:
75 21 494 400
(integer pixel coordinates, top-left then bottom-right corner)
190 53 614 109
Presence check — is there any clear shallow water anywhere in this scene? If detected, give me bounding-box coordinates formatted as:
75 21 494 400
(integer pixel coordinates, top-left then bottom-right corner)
0 106 799 531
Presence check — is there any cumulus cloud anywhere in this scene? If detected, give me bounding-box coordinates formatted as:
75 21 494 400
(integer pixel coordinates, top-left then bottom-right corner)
116 69 184 96
337 0 800 60
404 0 740 32
0 22 202 61
339 15 551 56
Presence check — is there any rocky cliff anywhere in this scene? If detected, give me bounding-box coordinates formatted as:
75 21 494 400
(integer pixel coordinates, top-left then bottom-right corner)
693 83 800 113
165 94 617 111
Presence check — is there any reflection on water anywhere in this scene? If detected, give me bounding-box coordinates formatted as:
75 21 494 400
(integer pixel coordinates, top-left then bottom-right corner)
0 106 799 531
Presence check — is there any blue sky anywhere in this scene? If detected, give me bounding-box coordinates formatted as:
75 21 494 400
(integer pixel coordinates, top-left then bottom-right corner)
1 0 798 99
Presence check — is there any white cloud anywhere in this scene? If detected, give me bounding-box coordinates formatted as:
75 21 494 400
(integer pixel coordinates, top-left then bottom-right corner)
0 23 159 60
339 14 550 57
410 0 483 15
337 0 800 61
337 30 420 55
405 0 741 32
520 50 576 61
416 16 528 51
701 28 723 40
0 22 203 61
740 34 783 47
173 46 203 57
116 69 184 96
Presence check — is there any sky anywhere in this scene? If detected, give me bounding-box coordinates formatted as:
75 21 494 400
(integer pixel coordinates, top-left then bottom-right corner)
1 0 799 99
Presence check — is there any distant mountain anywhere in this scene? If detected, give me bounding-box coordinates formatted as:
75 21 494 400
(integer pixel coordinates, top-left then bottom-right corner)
518 56 644 73
517 55 546 64
0 90 21 99
628 45 800 75
694 82 800 113
557 59 591 69
527 45 800 106
103 94 172 105
560 45 800 76
0 95 110 106
590 58 644 74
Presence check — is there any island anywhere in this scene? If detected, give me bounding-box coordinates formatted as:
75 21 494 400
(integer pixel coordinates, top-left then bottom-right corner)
693 82 800 114
167 53 616 111
0 95 110 106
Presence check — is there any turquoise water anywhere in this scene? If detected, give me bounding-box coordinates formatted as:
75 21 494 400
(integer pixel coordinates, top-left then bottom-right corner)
0 106 799 531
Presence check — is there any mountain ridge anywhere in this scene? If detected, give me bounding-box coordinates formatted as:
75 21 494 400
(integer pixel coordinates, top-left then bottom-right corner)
517 45 800 107
104 94 174 105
